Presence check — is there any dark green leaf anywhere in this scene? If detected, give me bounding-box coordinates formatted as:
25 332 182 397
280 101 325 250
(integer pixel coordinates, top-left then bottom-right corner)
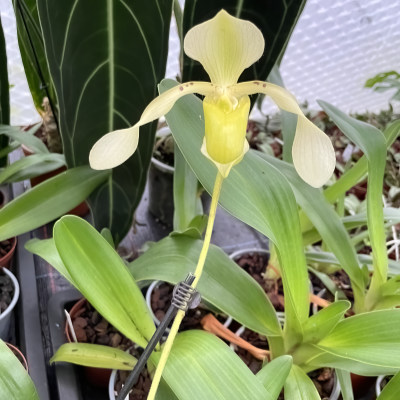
37 0 173 243
0 18 9 167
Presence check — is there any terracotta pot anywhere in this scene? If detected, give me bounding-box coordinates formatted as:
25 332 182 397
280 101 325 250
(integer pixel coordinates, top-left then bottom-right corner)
6 343 28 371
65 298 112 388
22 145 89 217
0 237 17 269
0 268 20 340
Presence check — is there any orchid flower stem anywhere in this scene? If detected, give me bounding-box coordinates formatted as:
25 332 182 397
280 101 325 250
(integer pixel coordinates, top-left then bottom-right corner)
147 171 224 400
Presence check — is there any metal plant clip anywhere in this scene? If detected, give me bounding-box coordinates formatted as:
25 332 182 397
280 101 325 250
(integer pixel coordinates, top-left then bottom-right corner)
116 273 200 400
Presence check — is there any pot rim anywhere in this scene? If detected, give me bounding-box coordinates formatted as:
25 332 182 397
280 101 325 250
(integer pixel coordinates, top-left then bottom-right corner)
65 297 86 343
151 156 174 174
0 267 20 321
0 237 17 265
6 342 28 371
229 247 270 261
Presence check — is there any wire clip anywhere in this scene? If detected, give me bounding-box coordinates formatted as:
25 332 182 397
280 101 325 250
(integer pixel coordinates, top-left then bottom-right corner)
172 273 201 312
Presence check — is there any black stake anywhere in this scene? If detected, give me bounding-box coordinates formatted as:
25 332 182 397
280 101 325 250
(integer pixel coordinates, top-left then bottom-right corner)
116 273 199 400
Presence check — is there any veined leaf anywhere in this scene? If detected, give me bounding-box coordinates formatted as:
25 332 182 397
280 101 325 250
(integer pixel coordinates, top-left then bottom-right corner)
151 330 270 400
50 343 136 370
129 234 282 337
37 0 173 243
0 166 108 241
54 216 155 349
0 340 39 400
257 355 293 399
284 365 320 400
161 79 309 344
182 0 306 83
319 101 388 289
0 153 65 184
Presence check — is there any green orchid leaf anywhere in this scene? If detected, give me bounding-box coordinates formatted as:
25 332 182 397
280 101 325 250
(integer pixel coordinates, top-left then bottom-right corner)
307 266 348 300
54 216 155 349
37 0 173 244
100 227 115 248
377 371 400 400
303 301 350 344
284 365 320 400
161 79 309 342
129 234 281 336
306 251 400 278
13 0 58 115
0 153 65 184
308 309 400 376
151 330 271 400
380 275 400 297
324 119 400 203
173 146 203 232
0 340 39 400
0 167 108 241
257 355 293 399
182 0 306 84
25 238 73 285
319 100 388 288
50 343 136 370
257 153 365 312
0 19 9 167
336 369 354 400
0 124 47 154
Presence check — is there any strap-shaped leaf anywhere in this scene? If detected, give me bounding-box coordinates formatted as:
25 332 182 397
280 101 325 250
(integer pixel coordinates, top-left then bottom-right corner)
182 0 306 83
161 79 309 343
308 309 400 376
319 101 388 288
50 343 136 370
303 301 350 343
284 365 320 400
0 124 47 154
151 330 270 400
129 234 281 336
378 371 400 400
0 18 9 167
54 216 155 349
37 0 173 243
335 369 354 400
50 343 137 370
0 153 65 184
0 166 108 241
257 355 293 399
257 153 366 312
0 340 39 400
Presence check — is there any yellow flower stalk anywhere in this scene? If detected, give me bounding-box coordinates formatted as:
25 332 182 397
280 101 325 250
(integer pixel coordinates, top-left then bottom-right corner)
89 10 335 187
89 9 337 399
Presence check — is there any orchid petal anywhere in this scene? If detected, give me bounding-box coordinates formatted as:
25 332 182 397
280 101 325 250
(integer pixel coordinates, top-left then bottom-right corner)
89 126 139 170
232 81 336 187
89 82 213 170
184 10 264 87
137 81 214 127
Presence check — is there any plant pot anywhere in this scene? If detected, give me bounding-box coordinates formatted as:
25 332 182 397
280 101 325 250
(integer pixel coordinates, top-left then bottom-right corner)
21 145 89 217
145 280 232 333
6 342 28 371
65 297 113 388
0 237 17 269
0 268 20 340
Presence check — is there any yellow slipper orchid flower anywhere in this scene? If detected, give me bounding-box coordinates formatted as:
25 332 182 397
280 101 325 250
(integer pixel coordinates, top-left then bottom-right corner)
89 9 335 187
